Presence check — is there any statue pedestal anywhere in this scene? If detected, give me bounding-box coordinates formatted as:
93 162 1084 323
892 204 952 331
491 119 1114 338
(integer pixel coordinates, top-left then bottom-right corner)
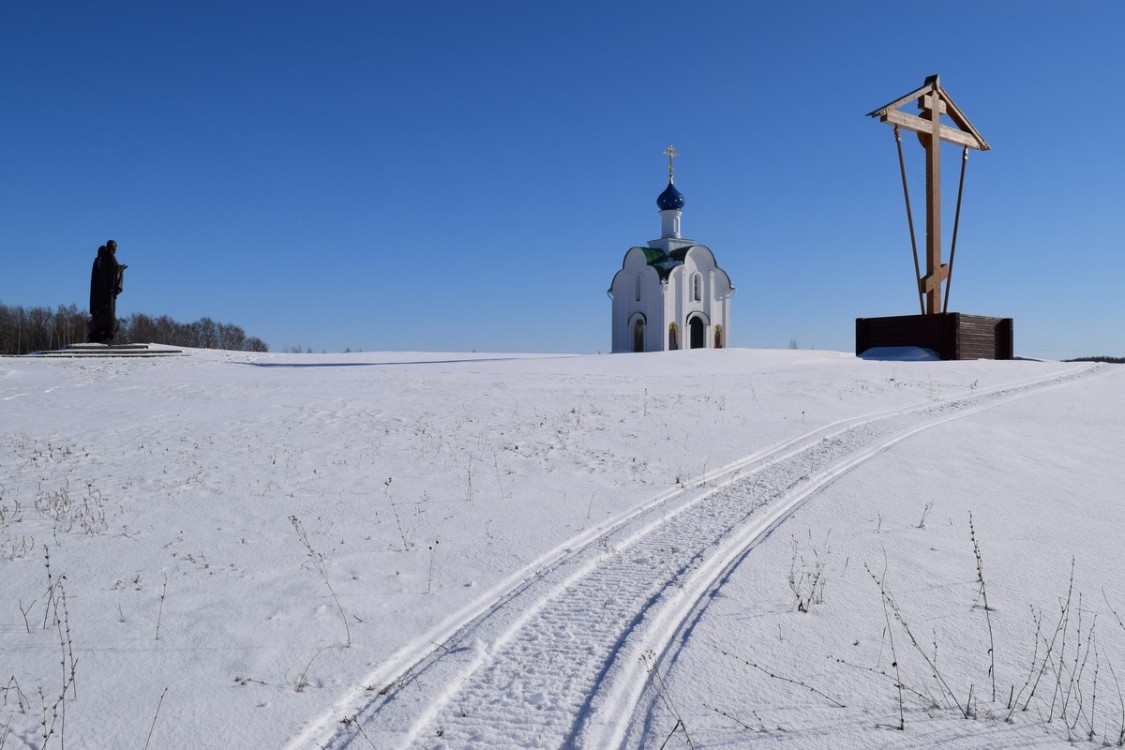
29 344 182 358
856 313 1013 360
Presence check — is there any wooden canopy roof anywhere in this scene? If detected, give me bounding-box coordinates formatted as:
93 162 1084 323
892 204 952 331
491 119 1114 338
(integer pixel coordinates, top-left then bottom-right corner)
867 74 990 151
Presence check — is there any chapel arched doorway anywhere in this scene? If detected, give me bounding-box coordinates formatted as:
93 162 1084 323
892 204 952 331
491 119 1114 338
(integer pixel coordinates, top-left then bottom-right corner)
688 316 705 349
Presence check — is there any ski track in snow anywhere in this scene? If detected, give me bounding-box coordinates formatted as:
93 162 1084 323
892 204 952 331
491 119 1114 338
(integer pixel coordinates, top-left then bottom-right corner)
288 363 1103 750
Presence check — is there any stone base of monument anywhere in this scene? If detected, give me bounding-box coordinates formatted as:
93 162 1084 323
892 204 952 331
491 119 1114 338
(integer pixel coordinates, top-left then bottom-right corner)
30 343 183 358
856 313 1014 360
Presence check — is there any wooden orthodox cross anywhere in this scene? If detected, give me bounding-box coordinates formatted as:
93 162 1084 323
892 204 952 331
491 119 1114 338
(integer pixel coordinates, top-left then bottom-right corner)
868 75 989 315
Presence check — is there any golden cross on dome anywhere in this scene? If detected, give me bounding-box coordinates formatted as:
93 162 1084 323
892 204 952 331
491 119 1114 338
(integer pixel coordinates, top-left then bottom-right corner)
662 144 679 182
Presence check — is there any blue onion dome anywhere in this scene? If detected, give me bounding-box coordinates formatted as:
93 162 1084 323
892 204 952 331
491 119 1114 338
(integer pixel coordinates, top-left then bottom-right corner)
656 180 685 211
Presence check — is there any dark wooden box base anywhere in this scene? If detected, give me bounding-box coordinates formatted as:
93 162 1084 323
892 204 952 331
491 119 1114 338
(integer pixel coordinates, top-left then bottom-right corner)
856 313 1014 360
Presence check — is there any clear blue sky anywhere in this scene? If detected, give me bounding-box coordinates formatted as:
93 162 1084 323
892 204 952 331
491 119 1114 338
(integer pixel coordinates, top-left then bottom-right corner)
3 2 1122 357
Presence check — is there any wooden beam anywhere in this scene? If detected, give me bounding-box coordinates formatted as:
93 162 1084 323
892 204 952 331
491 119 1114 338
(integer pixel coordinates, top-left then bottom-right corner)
919 265 949 294
866 79 937 119
924 106 942 315
932 85 991 151
920 94 948 114
879 110 986 150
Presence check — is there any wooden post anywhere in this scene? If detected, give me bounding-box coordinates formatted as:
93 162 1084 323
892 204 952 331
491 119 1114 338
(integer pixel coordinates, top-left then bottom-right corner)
923 99 943 314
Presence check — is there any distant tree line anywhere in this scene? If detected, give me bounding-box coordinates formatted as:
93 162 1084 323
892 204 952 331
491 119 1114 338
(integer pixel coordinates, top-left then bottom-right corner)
0 301 268 355
1065 356 1124 364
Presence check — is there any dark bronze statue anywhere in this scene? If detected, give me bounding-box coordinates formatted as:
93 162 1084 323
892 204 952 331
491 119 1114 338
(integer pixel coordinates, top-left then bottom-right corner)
87 240 127 344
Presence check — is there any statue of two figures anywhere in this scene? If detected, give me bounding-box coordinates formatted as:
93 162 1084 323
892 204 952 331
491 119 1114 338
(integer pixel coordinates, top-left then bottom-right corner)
87 240 127 344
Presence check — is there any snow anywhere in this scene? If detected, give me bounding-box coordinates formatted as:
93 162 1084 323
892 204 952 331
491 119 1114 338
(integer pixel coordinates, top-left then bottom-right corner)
858 346 941 361
1 348 1122 749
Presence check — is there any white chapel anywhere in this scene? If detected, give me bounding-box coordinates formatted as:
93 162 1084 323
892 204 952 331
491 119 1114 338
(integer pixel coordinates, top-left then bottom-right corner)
608 147 735 352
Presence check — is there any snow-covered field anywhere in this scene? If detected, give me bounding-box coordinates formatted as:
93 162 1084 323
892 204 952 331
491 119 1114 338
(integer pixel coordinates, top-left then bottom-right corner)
1 348 1122 749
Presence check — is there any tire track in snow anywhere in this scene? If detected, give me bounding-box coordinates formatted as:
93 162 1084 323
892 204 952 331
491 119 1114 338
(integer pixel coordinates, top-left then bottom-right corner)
599 363 1111 750
291 363 1102 750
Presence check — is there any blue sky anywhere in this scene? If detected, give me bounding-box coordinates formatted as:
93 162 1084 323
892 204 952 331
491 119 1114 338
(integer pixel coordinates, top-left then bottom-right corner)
2 2 1122 357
